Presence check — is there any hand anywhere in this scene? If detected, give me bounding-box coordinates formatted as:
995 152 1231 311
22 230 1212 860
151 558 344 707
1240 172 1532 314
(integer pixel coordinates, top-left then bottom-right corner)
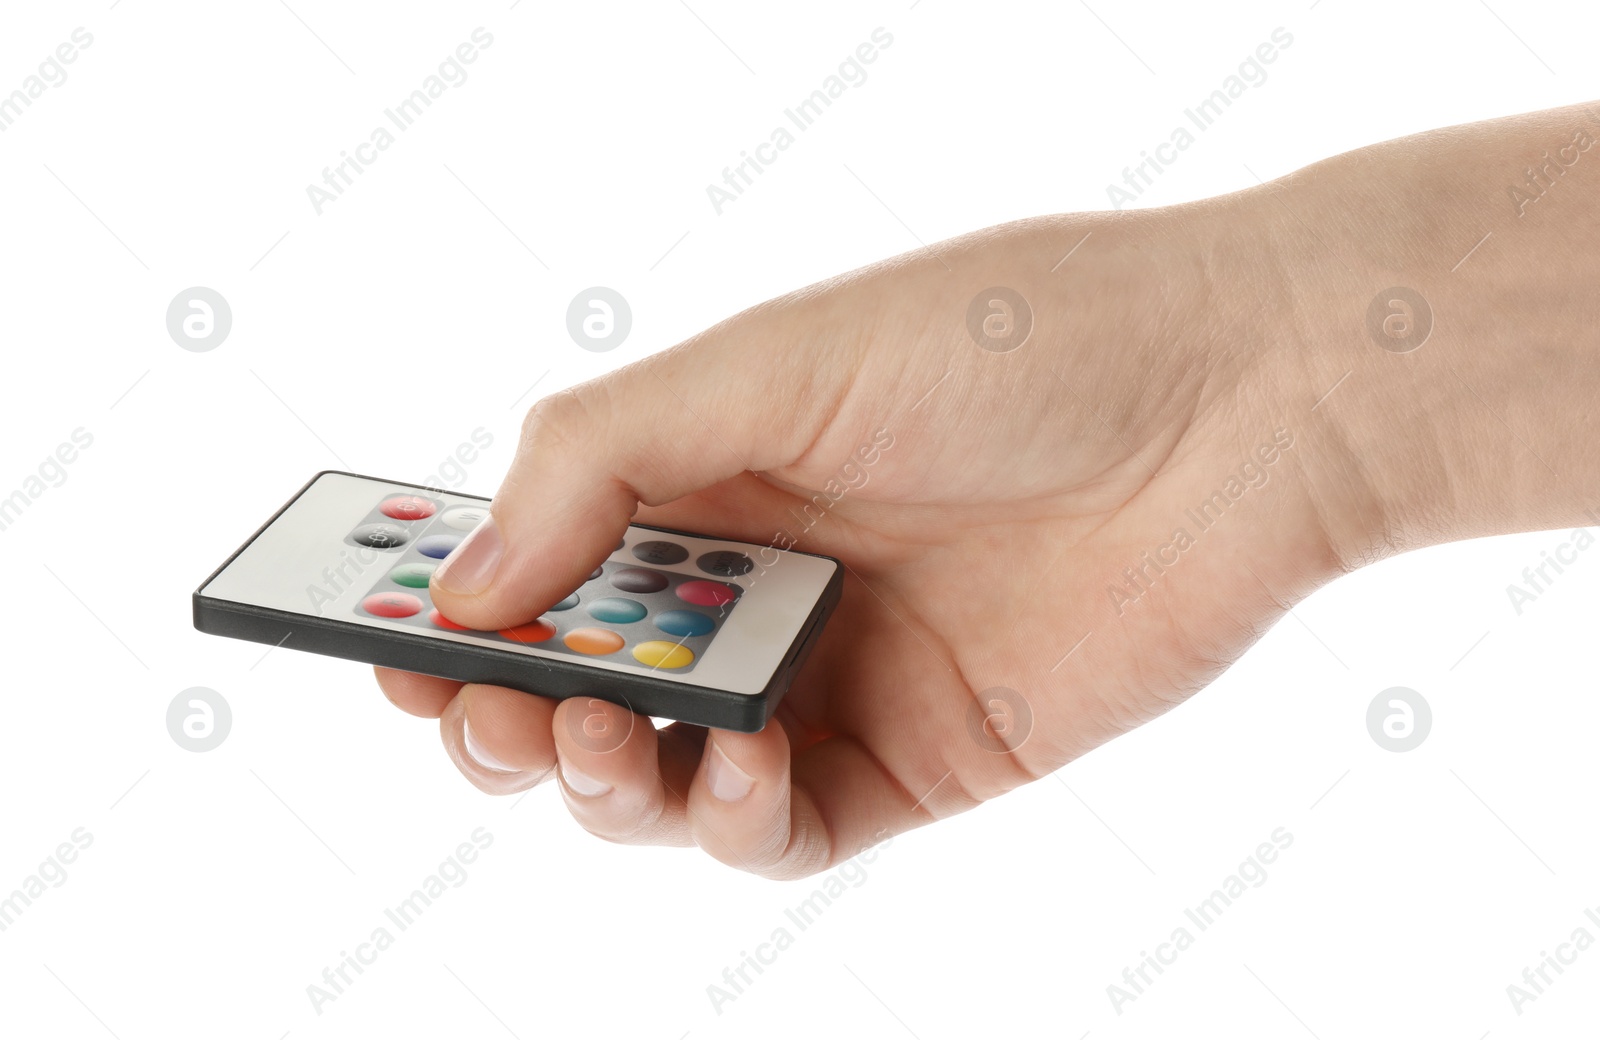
376 101 1600 878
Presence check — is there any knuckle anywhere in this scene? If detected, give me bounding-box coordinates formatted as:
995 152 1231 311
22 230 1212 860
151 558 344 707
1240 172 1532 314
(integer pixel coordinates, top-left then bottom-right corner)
521 382 607 452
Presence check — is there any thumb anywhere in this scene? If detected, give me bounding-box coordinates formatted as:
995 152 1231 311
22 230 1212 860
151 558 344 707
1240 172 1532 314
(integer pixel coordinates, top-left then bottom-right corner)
429 322 845 630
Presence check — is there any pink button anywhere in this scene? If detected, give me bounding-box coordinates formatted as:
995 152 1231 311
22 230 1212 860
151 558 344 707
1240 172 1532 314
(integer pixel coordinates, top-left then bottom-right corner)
675 580 738 607
362 592 423 618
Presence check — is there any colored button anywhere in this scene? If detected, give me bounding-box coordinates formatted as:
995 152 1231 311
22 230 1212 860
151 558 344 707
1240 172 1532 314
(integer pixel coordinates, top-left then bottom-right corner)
697 551 754 577
633 540 688 565
587 597 647 624
550 593 580 611
610 568 668 594
439 505 491 531
676 580 738 607
654 609 715 638
415 534 462 560
362 592 423 618
430 608 471 631
563 628 625 655
632 641 695 669
388 562 436 588
589 566 604 581
500 619 557 644
351 523 409 549
380 495 436 521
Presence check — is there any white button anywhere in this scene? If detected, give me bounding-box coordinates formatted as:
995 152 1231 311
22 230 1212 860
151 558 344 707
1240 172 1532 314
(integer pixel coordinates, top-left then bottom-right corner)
440 505 491 531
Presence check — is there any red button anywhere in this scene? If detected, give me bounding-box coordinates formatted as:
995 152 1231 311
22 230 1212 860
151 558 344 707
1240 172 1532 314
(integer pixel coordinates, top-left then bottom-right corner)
675 580 738 607
380 495 437 521
362 592 423 618
430 609 472 631
500 619 557 644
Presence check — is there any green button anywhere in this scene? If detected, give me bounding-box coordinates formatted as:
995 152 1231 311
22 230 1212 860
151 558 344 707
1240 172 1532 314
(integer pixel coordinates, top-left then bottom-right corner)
388 562 436 588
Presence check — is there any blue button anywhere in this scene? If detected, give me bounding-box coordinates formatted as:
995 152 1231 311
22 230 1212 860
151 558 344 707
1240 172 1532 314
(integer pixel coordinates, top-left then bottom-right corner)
588 597 647 624
655 609 715 638
550 593 580 611
415 534 462 560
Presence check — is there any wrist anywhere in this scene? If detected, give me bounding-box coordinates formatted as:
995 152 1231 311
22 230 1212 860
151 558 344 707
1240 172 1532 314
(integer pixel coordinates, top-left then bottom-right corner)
1239 107 1600 574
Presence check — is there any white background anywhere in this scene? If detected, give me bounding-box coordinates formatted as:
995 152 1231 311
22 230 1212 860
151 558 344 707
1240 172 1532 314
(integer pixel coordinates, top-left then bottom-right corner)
1 1 1596 1036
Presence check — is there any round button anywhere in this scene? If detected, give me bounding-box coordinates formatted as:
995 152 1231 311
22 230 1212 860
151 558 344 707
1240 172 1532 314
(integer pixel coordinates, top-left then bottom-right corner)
633 641 695 669
676 580 738 607
564 628 625 655
387 562 436 588
588 566 604 581
380 495 436 521
440 505 491 531
654 609 715 638
588 597 647 624
697 551 754 577
500 619 557 644
362 592 423 618
415 534 462 560
633 540 689 565
430 608 471 631
611 568 669 594
352 523 409 549
550 593 580 611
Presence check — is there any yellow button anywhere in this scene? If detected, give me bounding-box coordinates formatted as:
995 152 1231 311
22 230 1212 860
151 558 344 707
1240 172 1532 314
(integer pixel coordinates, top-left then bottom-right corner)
632 641 695 669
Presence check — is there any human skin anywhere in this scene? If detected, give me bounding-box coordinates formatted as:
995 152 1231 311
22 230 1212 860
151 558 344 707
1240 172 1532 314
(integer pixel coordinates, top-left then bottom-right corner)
375 101 1600 879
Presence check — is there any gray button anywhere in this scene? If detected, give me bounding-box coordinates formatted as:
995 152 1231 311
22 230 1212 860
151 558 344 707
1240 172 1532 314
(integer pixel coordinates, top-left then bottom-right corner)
633 540 689 565
697 551 754 577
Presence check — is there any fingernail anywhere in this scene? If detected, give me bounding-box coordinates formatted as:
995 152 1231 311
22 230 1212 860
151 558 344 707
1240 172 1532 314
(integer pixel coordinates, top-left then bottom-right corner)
462 716 519 774
706 740 755 802
433 515 505 596
558 757 613 798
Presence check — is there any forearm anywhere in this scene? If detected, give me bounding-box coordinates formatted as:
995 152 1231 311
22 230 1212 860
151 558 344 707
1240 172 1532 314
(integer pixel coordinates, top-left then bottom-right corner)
1245 101 1600 568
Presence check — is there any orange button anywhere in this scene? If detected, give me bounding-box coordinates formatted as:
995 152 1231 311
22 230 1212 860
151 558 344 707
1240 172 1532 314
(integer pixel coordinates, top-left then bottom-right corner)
500 619 557 644
563 627 625 655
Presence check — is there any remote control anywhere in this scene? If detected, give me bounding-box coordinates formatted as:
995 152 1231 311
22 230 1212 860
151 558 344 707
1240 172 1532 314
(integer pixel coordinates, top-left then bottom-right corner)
194 471 844 731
